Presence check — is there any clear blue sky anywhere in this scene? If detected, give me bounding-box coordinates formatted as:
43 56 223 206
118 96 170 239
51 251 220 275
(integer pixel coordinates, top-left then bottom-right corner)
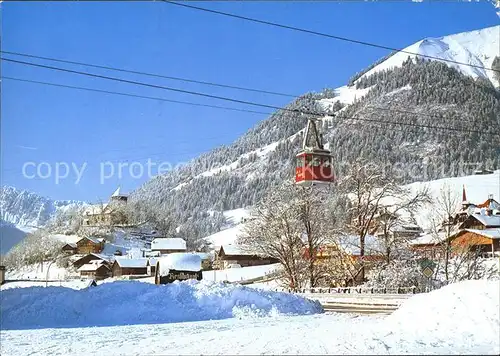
2 1 498 202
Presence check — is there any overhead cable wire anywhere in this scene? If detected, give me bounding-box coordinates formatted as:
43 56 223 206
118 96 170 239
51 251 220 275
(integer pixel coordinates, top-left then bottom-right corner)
2 57 498 137
1 50 298 98
161 0 499 74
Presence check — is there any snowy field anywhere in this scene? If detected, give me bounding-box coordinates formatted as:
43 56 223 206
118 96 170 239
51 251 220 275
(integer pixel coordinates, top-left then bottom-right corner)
1 279 498 355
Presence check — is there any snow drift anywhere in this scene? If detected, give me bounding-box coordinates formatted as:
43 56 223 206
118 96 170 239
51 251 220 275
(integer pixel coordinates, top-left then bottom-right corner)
383 280 500 351
0 280 323 330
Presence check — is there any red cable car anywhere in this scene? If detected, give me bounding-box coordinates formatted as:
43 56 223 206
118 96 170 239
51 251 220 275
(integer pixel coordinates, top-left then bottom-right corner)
295 119 335 186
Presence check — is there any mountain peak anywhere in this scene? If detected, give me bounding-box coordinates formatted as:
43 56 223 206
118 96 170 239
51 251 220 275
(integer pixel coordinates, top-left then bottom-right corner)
357 25 500 87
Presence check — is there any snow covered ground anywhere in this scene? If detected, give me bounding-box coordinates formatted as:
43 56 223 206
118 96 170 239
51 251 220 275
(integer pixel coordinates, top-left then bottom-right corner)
202 263 280 282
1 280 498 355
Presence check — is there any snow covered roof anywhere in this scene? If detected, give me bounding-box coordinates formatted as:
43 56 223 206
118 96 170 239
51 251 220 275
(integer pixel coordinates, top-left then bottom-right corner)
465 229 500 240
114 258 148 268
78 261 109 272
220 244 256 256
63 242 77 248
470 214 500 227
157 253 202 276
151 238 186 251
81 236 104 244
410 232 448 246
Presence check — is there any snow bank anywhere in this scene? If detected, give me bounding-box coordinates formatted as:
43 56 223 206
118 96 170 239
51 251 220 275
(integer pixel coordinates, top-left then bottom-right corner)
158 253 202 275
385 280 499 349
0 280 323 330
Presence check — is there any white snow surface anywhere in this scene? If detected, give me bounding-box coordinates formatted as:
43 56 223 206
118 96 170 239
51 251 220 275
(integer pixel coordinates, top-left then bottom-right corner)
157 253 202 275
0 280 322 330
358 25 500 87
202 263 280 282
1 280 498 355
384 279 500 348
317 85 373 109
204 223 247 248
151 237 186 251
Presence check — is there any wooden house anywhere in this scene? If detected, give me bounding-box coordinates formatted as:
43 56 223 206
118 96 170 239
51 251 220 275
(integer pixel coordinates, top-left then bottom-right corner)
73 253 112 269
150 238 187 255
155 253 203 284
112 258 148 277
450 229 500 256
458 212 500 230
214 245 278 270
75 237 105 254
77 260 111 280
61 243 78 254
0 265 5 285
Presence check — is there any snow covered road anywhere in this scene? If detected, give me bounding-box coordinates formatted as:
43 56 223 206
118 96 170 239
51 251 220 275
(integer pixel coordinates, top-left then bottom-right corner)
1 313 496 356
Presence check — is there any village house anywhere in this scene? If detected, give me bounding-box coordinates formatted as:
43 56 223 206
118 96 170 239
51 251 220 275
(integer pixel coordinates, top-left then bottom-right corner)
155 253 203 285
73 253 113 269
76 237 105 254
150 238 187 255
411 192 500 258
0 265 5 285
61 236 105 255
61 242 78 254
111 258 148 277
78 260 112 280
450 229 500 257
83 187 129 226
214 245 279 270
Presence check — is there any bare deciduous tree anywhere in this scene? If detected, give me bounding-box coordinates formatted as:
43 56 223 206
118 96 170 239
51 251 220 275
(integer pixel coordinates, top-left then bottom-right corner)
338 160 425 281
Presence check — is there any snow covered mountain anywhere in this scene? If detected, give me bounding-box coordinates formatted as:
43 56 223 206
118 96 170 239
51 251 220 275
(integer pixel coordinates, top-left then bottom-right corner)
130 24 500 240
357 25 500 87
0 186 81 228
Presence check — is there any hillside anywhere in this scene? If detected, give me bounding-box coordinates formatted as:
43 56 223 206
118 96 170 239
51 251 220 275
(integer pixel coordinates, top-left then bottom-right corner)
130 25 500 239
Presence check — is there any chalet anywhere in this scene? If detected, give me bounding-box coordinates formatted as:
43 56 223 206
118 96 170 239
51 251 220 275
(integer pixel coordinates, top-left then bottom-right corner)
458 212 500 230
78 260 111 280
112 258 148 277
0 266 5 285
450 229 500 257
73 253 113 269
450 191 500 227
150 238 187 255
155 253 203 284
214 245 278 270
75 236 105 254
83 187 129 226
61 243 78 255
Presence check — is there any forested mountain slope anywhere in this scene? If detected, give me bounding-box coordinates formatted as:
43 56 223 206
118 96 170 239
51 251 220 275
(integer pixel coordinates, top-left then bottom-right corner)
130 26 500 239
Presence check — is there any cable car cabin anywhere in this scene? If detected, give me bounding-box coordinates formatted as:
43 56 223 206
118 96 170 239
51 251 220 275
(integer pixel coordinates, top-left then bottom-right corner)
295 149 335 186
